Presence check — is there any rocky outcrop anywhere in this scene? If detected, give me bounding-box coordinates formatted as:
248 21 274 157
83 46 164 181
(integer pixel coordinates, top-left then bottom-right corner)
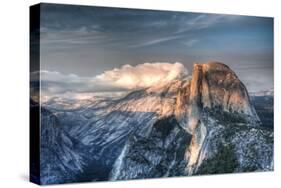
109 62 272 179
40 108 89 184
187 62 260 131
182 62 262 174
39 62 273 184
110 116 192 180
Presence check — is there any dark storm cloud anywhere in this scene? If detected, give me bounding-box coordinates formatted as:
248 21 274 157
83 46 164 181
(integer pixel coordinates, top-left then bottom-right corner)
39 3 273 92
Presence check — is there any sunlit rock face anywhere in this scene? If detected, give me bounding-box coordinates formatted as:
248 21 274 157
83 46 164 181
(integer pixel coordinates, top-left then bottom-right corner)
40 62 273 184
182 62 263 174
188 62 260 130
110 62 272 179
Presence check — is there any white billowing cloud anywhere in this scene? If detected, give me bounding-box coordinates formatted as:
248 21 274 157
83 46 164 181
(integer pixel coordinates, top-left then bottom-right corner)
95 62 188 90
31 62 189 98
40 70 85 82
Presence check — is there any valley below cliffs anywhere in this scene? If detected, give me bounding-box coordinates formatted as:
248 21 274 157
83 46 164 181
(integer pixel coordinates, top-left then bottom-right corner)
37 62 273 184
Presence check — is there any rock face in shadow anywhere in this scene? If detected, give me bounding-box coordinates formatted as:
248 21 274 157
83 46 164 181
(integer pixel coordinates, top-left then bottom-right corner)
251 95 274 128
39 62 273 184
110 116 192 180
40 107 89 184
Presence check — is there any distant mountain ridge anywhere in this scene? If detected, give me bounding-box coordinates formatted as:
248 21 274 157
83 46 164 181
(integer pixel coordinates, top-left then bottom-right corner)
250 88 274 96
250 88 274 129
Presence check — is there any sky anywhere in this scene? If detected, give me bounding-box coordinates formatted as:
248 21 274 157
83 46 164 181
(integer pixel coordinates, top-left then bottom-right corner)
39 3 273 95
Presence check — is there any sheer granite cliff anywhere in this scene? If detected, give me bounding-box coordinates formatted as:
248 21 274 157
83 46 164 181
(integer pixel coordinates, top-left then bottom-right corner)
110 62 272 180
39 62 273 184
